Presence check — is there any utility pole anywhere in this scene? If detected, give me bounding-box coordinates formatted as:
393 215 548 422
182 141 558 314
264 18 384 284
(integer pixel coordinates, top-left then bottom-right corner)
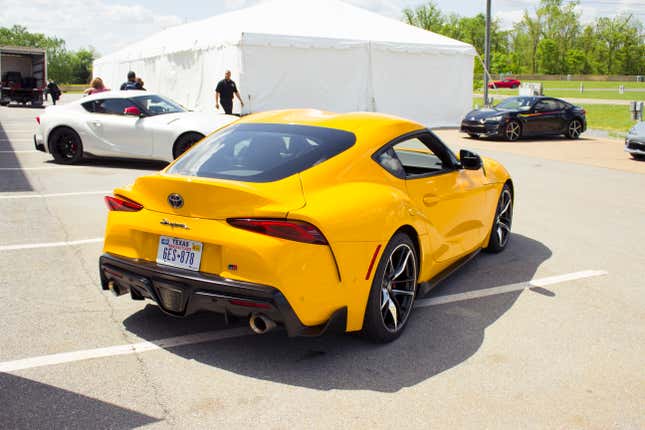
483 0 491 106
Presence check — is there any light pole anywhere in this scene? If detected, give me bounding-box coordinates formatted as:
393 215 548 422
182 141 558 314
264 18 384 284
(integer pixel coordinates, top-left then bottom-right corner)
483 0 491 106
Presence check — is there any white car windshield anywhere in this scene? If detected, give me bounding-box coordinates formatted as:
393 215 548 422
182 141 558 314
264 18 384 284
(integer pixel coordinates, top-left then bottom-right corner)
131 94 185 116
495 97 534 111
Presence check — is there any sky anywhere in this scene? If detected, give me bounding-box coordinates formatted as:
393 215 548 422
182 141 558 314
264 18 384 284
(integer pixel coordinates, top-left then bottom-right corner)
1 0 643 55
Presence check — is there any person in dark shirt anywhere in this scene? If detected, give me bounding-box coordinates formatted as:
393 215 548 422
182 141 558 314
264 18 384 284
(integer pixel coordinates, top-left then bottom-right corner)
46 80 61 105
215 70 244 115
120 71 140 91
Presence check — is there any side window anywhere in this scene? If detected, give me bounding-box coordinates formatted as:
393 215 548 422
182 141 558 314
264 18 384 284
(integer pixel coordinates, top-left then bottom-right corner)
376 133 456 179
534 100 547 112
92 98 137 115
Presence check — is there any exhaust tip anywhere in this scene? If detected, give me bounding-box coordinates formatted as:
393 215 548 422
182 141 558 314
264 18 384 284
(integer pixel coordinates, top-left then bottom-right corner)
249 313 276 334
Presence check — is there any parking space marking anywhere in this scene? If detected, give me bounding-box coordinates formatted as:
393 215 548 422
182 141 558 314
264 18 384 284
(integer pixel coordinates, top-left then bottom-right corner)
0 190 111 200
0 238 103 252
415 270 608 308
0 270 607 373
0 150 39 153
0 328 252 373
0 166 84 171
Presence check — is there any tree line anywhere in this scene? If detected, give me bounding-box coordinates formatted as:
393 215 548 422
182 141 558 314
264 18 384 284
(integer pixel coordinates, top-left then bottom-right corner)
0 25 95 84
403 0 645 76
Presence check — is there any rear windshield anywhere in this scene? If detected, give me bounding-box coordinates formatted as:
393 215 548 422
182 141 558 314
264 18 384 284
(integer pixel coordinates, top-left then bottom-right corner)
167 123 356 182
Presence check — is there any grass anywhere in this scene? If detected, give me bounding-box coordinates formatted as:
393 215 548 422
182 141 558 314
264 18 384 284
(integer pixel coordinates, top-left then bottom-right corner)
484 88 644 101
471 97 636 134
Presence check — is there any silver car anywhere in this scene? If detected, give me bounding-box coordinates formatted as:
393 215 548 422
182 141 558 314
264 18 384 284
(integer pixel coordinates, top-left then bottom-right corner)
626 121 645 160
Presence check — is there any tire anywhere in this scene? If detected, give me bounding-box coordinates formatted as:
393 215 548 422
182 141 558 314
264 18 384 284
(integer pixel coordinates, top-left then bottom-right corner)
49 127 83 164
511 84 518 89
631 153 645 161
484 184 513 253
173 132 204 159
363 232 418 343
468 133 480 139
566 119 583 139
504 121 521 141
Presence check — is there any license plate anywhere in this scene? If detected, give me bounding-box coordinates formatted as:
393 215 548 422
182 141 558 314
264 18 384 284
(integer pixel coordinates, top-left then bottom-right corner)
156 236 202 271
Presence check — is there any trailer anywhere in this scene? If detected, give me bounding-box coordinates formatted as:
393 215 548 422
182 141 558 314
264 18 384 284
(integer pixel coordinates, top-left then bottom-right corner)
0 46 47 107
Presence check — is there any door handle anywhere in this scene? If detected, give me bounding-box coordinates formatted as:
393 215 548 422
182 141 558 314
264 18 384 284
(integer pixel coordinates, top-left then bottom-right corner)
423 195 439 206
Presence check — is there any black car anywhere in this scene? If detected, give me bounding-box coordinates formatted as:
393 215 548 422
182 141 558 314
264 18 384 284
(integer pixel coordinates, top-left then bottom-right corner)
461 96 587 141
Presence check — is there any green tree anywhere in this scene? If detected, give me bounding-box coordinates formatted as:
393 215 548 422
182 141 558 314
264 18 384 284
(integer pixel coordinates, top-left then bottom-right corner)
402 2 445 32
537 38 559 74
565 49 586 74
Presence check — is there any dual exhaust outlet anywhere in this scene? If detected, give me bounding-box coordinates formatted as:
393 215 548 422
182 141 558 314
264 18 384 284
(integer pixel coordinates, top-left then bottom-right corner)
249 313 276 334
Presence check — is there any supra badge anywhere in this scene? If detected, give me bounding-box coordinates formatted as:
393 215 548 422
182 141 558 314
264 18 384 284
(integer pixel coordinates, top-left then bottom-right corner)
168 193 184 208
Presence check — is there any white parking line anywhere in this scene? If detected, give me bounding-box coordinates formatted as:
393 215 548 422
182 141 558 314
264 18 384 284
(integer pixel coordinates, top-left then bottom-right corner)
0 269 607 373
0 150 39 153
0 166 83 171
0 238 103 252
0 190 111 200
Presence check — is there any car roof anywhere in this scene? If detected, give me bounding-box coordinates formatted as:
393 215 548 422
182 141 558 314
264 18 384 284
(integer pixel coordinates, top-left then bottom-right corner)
236 109 425 150
80 90 161 102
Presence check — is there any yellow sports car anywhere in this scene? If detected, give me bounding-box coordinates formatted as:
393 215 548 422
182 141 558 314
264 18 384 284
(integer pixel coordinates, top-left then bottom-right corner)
100 109 513 342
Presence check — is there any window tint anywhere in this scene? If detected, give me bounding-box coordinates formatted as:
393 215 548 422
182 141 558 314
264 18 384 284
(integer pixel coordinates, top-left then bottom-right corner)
167 123 355 182
375 133 456 179
496 97 533 111
131 94 185 116
535 99 560 112
82 98 137 115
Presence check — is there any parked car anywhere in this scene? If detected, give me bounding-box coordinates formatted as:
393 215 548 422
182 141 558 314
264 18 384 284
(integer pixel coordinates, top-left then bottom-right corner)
625 121 645 160
34 91 238 164
99 109 514 342
461 96 587 141
488 78 521 89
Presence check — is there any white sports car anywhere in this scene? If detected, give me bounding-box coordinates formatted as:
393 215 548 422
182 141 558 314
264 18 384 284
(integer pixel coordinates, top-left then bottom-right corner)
34 91 238 163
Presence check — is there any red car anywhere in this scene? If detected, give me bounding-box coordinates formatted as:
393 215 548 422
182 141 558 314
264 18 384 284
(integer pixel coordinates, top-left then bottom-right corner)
488 78 521 89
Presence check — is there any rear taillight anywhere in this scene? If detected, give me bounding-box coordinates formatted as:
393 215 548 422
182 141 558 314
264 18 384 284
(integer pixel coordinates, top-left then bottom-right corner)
35 116 40 124
227 218 328 245
104 195 143 212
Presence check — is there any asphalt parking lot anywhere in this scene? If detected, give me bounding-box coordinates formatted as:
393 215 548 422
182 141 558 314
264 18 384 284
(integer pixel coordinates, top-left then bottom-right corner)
1 100 644 429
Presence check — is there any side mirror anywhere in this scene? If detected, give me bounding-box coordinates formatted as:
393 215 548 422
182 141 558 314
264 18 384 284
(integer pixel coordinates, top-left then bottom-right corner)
123 106 142 117
460 149 483 170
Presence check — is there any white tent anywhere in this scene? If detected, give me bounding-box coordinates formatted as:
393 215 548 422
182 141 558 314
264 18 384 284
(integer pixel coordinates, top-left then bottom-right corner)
93 0 475 127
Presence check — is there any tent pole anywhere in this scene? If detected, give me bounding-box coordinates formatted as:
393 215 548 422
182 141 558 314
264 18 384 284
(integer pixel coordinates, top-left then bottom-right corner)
483 0 491 106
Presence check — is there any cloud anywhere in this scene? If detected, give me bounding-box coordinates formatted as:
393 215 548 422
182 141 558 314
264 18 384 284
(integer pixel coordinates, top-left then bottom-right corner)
0 0 183 55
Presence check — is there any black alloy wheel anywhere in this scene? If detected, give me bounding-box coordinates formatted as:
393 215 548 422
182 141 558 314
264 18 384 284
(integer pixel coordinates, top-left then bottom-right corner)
173 132 204 159
49 127 83 164
363 233 418 342
485 184 513 253
504 121 521 141
566 119 583 139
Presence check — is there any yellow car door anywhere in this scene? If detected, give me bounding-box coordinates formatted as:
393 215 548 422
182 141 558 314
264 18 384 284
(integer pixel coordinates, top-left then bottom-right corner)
382 131 489 266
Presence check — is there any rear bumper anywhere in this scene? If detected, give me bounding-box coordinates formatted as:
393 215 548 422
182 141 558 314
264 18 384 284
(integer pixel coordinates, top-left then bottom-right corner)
99 253 346 337
34 134 45 152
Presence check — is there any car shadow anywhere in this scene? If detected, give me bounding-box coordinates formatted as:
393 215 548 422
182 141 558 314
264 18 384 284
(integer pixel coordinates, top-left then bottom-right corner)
122 233 551 393
0 374 160 429
468 135 593 143
0 122 34 192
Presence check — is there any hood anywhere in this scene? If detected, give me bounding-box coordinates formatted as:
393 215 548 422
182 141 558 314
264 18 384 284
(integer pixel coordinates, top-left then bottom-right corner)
463 108 503 121
164 112 238 134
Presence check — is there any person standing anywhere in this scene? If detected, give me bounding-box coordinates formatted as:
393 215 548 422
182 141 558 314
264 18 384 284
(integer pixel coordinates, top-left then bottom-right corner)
215 70 244 115
120 71 139 90
47 80 61 105
84 77 110 95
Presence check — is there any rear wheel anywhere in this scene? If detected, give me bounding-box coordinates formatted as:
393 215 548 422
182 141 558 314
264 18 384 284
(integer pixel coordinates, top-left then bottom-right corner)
363 233 418 343
49 127 83 164
504 121 521 141
566 119 583 139
485 184 513 253
173 132 204 159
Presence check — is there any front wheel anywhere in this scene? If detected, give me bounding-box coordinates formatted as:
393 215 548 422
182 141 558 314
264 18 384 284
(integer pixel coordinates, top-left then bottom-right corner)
173 132 204 159
363 233 418 343
566 119 583 139
504 121 521 141
49 127 83 164
468 133 480 139
485 184 513 253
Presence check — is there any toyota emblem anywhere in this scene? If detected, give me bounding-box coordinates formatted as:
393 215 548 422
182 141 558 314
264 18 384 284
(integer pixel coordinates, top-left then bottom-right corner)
168 193 184 208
